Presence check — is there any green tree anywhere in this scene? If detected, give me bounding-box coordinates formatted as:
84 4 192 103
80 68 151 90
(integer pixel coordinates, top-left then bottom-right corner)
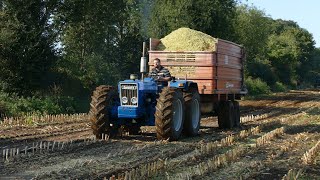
267 20 315 86
233 5 271 60
114 0 144 80
302 48 320 85
267 30 300 85
0 0 59 95
232 6 316 88
148 0 237 40
232 5 275 84
56 0 120 89
292 29 315 84
56 0 143 91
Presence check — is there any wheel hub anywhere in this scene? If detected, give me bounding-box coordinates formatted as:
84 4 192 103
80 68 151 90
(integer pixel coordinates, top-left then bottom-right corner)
173 99 183 131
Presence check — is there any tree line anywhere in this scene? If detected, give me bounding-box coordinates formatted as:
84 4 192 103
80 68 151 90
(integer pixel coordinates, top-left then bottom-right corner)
0 0 319 114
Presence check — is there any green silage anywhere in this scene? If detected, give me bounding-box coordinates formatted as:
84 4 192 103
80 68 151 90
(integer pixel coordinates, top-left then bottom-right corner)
157 27 217 51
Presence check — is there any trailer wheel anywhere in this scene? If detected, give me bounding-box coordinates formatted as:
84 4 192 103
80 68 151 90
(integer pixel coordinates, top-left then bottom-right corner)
155 87 185 140
89 85 119 139
233 101 240 127
183 87 201 136
218 101 234 129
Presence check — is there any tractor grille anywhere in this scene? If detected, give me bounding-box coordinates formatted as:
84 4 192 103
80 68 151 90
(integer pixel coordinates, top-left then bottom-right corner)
120 83 138 107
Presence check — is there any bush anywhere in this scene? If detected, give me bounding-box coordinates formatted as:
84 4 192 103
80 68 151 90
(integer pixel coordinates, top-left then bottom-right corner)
272 81 287 92
0 101 7 117
0 91 78 117
245 77 271 95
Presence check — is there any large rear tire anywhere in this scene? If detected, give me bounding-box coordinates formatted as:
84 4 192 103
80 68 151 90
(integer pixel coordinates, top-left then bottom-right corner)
218 101 234 129
155 87 185 141
183 87 201 136
89 85 119 139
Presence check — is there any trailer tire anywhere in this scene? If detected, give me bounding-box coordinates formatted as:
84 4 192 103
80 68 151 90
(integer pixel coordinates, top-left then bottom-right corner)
183 87 201 136
233 101 240 127
155 87 185 140
89 85 119 139
218 101 234 129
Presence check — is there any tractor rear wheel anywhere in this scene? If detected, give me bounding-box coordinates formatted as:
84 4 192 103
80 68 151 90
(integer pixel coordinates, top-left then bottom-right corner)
89 85 119 139
183 87 201 136
218 101 234 129
233 101 240 127
155 87 185 141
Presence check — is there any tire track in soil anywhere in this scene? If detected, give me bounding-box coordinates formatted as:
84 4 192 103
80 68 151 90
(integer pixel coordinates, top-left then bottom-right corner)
154 125 281 179
0 123 245 179
2 141 193 179
241 99 320 129
100 125 262 179
197 106 320 179
0 128 92 153
0 121 88 139
0 121 308 176
235 130 319 180
191 127 286 180
0 121 91 149
240 91 320 118
0 90 319 179
153 96 320 179
0 140 130 177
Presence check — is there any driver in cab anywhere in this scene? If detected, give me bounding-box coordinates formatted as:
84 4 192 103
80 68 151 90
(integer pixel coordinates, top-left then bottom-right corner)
149 58 171 85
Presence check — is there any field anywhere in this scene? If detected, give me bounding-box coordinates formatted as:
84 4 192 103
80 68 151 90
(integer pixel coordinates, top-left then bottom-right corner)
0 90 320 179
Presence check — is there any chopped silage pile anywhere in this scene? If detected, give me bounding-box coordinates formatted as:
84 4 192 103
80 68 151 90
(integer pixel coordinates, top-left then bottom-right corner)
157 27 217 51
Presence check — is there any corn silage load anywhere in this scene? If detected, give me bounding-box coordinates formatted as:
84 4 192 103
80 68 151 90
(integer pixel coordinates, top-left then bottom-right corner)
157 27 217 51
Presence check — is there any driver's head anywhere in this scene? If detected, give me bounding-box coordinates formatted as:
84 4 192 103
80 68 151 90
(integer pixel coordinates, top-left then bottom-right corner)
153 58 161 69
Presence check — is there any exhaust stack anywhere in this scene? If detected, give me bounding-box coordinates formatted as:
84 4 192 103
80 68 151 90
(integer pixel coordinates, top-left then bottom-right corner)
140 42 147 80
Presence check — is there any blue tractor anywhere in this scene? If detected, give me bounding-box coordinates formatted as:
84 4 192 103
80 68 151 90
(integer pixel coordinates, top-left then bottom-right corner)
89 44 201 140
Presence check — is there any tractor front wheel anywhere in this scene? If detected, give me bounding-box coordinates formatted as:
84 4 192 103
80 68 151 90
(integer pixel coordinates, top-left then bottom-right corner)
89 85 119 139
155 87 185 141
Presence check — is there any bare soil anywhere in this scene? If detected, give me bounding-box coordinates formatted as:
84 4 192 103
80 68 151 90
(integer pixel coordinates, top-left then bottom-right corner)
0 90 319 179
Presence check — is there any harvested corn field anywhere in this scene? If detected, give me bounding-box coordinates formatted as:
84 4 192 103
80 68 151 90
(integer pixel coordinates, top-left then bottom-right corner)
157 27 217 51
0 90 320 179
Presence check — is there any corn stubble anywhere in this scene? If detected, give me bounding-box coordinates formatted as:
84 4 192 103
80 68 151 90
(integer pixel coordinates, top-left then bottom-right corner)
282 169 303 180
256 127 285 147
301 141 320 165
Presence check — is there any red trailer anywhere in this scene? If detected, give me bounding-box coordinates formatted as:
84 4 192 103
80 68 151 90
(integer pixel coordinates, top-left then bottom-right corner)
149 38 247 128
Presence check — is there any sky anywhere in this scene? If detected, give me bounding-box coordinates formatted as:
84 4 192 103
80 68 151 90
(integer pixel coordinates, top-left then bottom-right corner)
241 0 320 47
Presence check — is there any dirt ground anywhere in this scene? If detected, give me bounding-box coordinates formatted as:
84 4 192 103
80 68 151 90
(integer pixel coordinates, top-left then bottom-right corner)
0 90 319 179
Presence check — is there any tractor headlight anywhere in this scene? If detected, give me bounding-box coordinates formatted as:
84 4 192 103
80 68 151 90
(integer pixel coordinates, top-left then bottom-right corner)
122 96 128 104
131 97 138 104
